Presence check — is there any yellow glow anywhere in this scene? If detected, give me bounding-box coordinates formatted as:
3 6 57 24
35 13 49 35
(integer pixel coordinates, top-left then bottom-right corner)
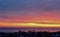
0 22 60 28
16 23 60 27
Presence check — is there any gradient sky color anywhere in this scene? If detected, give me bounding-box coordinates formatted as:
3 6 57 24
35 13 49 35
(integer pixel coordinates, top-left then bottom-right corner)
0 0 60 28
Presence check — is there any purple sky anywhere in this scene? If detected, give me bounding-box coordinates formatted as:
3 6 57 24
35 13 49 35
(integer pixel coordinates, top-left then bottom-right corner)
0 0 60 27
0 0 60 18
0 0 60 32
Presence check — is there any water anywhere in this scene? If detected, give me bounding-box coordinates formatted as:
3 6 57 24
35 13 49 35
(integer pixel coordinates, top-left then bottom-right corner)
0 28 60 32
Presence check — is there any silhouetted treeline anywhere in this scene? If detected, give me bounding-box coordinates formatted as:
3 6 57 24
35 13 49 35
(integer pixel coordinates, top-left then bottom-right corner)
0 30 60 37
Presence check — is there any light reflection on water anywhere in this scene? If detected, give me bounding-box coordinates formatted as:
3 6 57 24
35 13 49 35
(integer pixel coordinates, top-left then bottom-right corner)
0 28 60 32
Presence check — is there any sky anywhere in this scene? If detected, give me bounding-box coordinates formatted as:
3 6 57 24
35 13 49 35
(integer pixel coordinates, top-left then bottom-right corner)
0 0 60 28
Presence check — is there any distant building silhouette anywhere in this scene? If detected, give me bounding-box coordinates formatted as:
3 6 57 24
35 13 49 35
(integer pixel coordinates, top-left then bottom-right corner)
0 30 60 37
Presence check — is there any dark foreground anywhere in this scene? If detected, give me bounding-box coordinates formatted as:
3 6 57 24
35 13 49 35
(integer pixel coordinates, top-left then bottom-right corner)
0 30 60 37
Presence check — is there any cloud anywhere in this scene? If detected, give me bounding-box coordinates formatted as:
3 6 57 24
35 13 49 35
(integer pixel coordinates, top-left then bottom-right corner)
0 0 60 21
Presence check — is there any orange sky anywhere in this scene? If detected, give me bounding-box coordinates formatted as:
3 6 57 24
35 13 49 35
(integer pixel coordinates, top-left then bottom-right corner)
0 0 60 28
0 16 60 28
